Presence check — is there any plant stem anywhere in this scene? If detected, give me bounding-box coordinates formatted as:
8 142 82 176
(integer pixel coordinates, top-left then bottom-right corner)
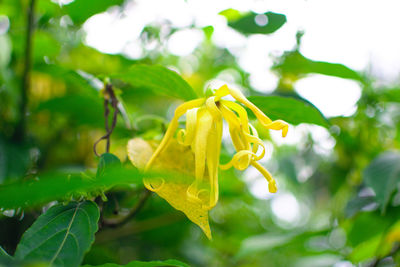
15 0 36 142
101 189 151 228
93 83 119 156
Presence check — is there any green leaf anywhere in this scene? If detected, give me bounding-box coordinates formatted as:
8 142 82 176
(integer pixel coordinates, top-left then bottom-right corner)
348 234 381 263
347 212 389 247
63 0 124 25
0 139 30 183
112 65 198 100
0 167 143 209
14 201 99 267
247 95 329 127
364 152 400 212
59 45 137 76
36 94 104 128
273 51 363 81
226 11 286 35
0 246 13 262
82 259 190 267
96 153 121 178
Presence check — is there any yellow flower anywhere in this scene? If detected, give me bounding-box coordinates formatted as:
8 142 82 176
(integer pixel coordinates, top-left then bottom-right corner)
128 84 288 238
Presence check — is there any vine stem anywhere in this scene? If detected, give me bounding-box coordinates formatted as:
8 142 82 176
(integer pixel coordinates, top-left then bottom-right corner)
93 83 119 156
93 84 152 228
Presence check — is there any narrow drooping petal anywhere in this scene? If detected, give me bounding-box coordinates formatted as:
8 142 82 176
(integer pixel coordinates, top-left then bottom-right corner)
251 161 277 193
217 85 289 137
187 108 213 205
247 123 264 160
219 103 245 151
217 89 279 193
204 97 223 208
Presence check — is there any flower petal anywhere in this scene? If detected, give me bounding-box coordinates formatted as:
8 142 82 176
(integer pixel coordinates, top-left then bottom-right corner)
205 97 223 208
145 98 204 171
177 107 198 146
187 108 213 205
222 85 289 137
251 161 277 193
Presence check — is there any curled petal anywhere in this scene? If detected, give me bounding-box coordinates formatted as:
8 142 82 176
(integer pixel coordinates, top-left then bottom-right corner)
220 150 257 171
177 108 198 146
262 119 289 138
247 123 263 159
251 161 277 193
144 177 165 192
220 100 250 134
222 85 289 137
221 101 265 159
244 132 265 161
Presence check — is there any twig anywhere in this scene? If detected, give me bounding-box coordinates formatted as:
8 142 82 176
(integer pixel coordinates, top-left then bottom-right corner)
93 83 119 156
95 212 184 244
14 0 36 141
102 189 151 227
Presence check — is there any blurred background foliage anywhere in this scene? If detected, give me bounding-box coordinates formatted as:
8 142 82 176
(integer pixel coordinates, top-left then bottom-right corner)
0 0 400 266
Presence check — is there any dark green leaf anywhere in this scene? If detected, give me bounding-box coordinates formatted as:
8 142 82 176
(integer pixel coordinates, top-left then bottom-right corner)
346 212 391 263
0 139 30 183
273 51 363 81
347 212 388 247
227 12 286 35
248 95 329 127
15 201 99 267
82 259 190 267
112 65 198 100
0 247 13 262
63 0 124 25
96 153 121 178
348 235 381 263
363 152 400 212
36 94 104 128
